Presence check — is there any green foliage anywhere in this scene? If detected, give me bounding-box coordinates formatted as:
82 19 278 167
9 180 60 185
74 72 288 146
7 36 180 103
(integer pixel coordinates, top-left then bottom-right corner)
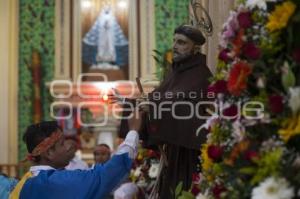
154 0 189 74
178 191 195 199
175 182 195 199
175 181 183 198
260 32 283 56
281 62 296 91
250 148 283 185
18 0 55 160
210 123 231 144
152 49 172 81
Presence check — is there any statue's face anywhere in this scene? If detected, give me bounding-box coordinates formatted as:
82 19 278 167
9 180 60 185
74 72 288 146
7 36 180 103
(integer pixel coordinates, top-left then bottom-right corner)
172 33 195 62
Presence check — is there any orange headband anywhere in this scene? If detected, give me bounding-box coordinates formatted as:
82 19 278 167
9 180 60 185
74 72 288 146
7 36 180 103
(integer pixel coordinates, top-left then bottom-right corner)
27 131 63 161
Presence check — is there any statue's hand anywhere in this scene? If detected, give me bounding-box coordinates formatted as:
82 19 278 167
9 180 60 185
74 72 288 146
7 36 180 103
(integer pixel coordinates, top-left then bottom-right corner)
128 109 145 132
108 88 126 104
136 96 150 113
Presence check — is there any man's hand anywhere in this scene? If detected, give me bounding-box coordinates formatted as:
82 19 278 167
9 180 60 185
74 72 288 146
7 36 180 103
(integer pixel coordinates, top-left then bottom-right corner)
128 109 144 132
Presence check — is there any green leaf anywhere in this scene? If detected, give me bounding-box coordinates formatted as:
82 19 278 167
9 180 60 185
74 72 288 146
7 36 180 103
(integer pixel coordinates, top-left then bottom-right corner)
152 49 163 56
152 55 162 65
178 191 195 199
282 62 296 91
239 167 256 175
175 181 183 198
212 163 223 175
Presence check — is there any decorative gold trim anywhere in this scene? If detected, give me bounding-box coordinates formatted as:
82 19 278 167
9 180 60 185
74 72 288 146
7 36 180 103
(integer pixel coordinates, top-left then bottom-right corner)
8 0 19 164
55 0 71 80
128 0 139 80
57 0 142 81
139 0 156 79
72 0 81 81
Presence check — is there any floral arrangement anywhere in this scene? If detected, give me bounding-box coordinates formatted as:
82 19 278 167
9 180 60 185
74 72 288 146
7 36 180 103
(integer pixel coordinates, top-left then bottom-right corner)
129 147 160 198
179 0 300 198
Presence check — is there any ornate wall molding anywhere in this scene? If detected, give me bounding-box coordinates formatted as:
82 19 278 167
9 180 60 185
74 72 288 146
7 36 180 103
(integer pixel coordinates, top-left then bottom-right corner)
128 0 139 80
139 0 156 79
0 0 19 164
55 0 71 80
196 0 235 73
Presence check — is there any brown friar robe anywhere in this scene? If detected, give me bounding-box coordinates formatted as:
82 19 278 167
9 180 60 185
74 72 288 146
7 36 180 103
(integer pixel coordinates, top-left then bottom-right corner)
119 53 213 198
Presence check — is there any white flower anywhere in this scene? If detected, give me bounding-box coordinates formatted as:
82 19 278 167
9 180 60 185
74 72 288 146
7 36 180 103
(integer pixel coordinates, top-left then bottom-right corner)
133 166 142 177
246 0 277 10
292 155 300 168
148 163 160 178
289 87 300 114
196 114 219 137
232 120 246 143
196 193 208 199
256 77 265 89
252 177 294 199
136 177 147 187
261 138 284 153
220 11 239 47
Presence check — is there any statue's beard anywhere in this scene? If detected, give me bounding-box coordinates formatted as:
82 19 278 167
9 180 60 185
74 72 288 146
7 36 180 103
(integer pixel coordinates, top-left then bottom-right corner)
173 52 192 63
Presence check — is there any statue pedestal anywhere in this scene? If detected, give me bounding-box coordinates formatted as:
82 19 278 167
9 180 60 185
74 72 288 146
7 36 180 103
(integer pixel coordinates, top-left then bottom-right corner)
84 68 127 81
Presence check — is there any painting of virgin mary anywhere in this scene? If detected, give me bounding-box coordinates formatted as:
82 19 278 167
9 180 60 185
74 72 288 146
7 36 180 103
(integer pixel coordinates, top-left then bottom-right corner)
81 0 129 80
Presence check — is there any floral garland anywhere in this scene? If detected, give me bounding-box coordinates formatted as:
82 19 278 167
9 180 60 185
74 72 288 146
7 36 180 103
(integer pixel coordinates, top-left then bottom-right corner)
178 0 300 199
129 148 160 198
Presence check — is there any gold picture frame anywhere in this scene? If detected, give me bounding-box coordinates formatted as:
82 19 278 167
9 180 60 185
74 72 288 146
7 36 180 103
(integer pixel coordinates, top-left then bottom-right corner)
55 0 157 82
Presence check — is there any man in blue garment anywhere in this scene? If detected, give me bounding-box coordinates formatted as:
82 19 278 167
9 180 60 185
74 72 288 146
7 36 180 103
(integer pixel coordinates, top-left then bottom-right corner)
10 111 143 199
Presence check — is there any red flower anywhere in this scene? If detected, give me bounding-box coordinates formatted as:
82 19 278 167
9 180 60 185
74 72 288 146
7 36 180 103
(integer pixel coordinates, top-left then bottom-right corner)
237 12 253 29
219 49 232 63
245 150 259 162
268 95 284 114
208 145 224 162
147 150 156 157
191 184 201 196
227 62 252 96
243 42 261 60
233 29 245 57
208 80 228 94
212 184 227 199
192 173 201 183
292 48 300 64
222 105 238 120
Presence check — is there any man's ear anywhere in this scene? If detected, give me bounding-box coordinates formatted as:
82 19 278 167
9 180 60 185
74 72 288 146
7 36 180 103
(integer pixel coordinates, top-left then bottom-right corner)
193 45 202 55
41 149 54 161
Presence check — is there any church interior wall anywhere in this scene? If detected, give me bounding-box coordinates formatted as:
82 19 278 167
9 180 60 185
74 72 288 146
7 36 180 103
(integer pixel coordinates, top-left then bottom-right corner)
0 0 235 167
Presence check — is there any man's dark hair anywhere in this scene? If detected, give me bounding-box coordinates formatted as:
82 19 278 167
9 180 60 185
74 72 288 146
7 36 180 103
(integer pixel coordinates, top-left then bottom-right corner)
174 25 206 45
23 121 61 155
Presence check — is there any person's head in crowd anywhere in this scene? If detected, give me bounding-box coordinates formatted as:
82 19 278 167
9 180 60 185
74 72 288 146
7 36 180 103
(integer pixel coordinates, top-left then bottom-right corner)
23 121 74 169
93 144 111 164
0 172 18 199
173 24 206 63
